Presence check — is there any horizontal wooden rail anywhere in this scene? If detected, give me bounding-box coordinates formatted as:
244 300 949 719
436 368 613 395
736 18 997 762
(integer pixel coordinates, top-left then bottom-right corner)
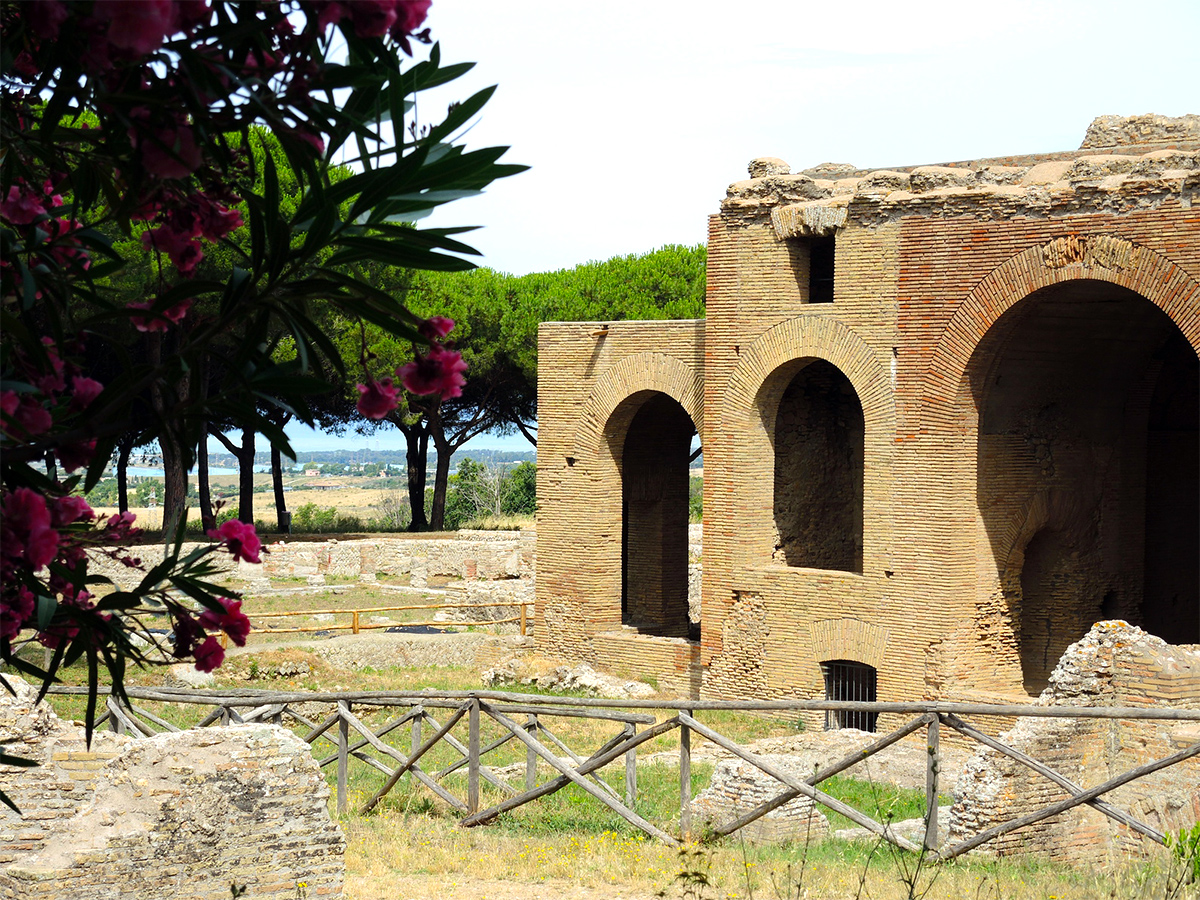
234 600 531 639
56 685 1200 721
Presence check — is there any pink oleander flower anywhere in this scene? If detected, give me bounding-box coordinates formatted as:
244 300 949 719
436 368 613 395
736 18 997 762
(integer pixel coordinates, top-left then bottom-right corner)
103 510 139 541
194 196 243 242
193 635 225 672
0 391 18 419
128 299 193 332
13 398 53 438
51 495 95 528
418 315 455 340
27 0 69 41
57 439 96 474
139 123 203 179
70 376 104 411
93 0 179 57
198 597 251 647
390 0 431 53
349 0 401 38
33 337 66 393
207 519 262 564
356 377 399 419
396 344 468 399
141 222 204 276
0 586 36 641
1 183 45 225
2 488 59 571
306 0 430 49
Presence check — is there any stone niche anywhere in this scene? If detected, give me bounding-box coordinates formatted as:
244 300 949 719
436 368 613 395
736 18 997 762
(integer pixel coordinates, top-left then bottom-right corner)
0 677 345 900
948 622 1200 865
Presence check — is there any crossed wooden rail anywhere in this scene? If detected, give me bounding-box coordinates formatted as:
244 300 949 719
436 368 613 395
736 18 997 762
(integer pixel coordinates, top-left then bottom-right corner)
237 600 531 639
59 686 1200 859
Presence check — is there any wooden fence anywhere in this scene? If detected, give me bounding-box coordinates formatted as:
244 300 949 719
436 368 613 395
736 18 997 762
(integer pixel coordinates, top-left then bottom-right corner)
62 686 1200 859
229 600 530 641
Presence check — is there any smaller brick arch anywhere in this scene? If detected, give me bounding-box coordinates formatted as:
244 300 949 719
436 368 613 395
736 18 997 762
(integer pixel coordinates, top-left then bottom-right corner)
715 316 893 571
573 352 704 459
921 235 1200 432
725 316 892 432
809 618 890 670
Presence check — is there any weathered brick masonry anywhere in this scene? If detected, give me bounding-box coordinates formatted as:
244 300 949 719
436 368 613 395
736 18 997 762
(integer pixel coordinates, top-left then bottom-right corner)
537 114 1200 717
0 677 344 899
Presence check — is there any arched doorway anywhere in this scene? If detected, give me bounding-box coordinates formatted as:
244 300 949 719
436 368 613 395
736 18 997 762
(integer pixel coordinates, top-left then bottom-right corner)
971 280 1199 693
772 359 864 572
613 391 696 637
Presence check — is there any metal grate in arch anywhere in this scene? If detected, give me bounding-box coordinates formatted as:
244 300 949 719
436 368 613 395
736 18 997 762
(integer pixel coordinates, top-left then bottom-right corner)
821 659 878 732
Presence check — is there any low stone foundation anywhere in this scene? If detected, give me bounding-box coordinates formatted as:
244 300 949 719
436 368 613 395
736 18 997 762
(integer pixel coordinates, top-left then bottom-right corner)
0 677 345 899
692 755 829 842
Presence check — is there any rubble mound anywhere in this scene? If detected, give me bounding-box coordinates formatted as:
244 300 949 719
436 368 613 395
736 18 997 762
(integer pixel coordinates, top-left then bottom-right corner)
948 622 1200 864
482 657 657 700
0 676 345 899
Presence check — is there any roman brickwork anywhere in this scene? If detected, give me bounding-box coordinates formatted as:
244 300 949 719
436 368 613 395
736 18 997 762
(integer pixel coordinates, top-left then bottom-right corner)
536 114 1200 715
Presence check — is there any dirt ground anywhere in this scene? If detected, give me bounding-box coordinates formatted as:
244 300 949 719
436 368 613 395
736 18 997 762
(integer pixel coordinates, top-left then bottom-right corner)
349 874 661 900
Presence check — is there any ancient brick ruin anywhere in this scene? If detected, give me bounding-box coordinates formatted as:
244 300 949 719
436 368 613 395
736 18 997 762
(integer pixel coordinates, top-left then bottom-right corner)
0 677 344 899
536 114 1200 715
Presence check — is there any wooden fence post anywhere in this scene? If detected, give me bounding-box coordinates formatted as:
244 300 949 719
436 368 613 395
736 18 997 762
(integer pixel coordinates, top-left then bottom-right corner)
337 700 350 814
525 714 538 790
680 708 692 839
624 723 637 808
352 610 360 635
468 697 480 814
519 602 527 637
925 713 940 851
411 707 423 763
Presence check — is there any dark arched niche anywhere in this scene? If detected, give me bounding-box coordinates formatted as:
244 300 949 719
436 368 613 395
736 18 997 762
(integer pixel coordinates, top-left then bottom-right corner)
772 360 864 572
971 280 1199 694
614 392 696 637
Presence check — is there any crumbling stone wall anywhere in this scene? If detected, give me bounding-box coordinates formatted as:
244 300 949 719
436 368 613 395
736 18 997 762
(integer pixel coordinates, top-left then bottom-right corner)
536 113 1200 708
948 622 1200 865
692 755 830 843
0 677 345 899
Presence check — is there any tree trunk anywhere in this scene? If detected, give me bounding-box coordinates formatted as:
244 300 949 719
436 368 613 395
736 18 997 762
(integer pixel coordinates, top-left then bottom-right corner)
116 438 133 513
159 431 190 538
400 423 429 531
430 426 452 531
148 333 191 539
271 441 288 533
212 428 256 526
237 426 255 524
197 422 214 531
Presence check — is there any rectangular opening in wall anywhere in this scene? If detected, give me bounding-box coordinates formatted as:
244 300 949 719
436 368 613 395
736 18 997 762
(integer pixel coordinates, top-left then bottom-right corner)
809 235 835 303
821 659 877 732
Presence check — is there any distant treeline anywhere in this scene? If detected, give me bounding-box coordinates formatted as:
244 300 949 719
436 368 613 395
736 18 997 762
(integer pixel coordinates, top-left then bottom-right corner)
206 448 536 470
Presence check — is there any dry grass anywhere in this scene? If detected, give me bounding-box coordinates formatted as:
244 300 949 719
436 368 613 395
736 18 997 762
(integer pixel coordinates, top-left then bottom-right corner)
340 806 1193 900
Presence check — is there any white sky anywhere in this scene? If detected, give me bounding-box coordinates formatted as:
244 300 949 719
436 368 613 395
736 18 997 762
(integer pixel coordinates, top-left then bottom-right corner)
288 0 1200 452
420 0 1199 276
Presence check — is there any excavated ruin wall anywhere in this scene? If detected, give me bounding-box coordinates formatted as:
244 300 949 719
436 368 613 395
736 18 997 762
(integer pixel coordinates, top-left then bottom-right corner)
948 622 1200 865
0 677 344 899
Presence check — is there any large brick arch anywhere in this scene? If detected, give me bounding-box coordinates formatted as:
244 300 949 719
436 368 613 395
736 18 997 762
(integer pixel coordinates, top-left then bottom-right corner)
922 235 1200 432
573 352 704 458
